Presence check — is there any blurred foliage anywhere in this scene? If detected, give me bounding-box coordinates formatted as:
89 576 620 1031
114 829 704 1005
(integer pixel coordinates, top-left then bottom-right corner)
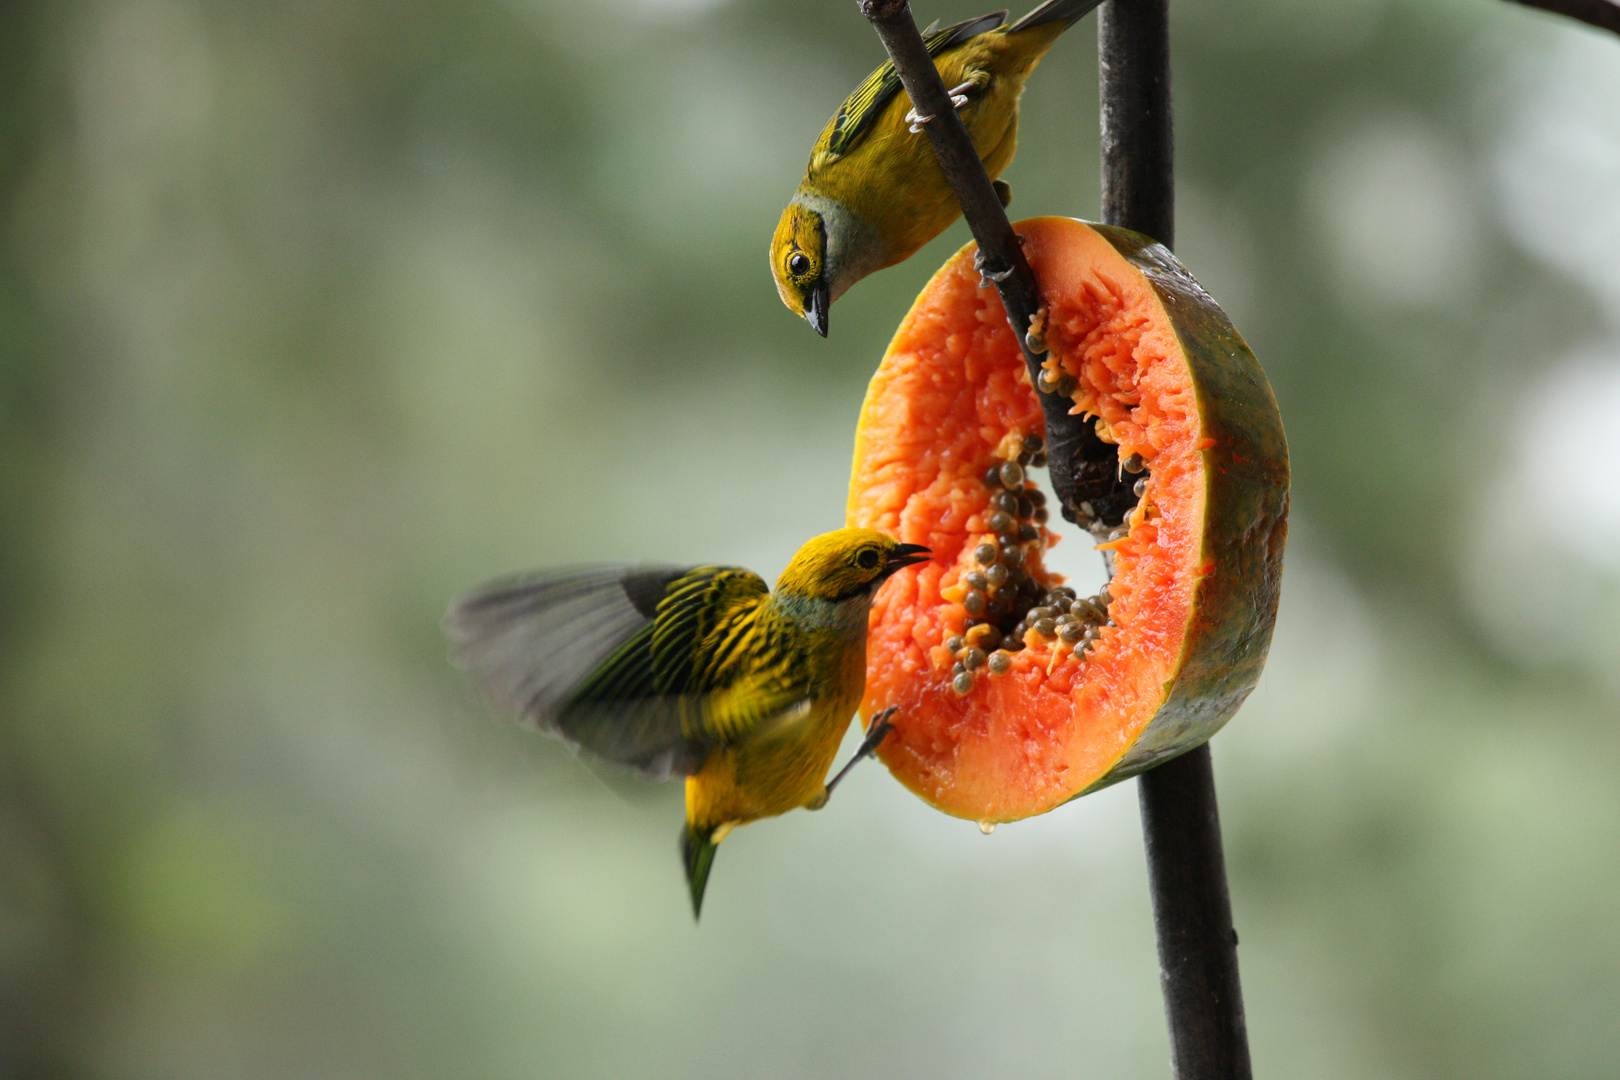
3 0 1620 1077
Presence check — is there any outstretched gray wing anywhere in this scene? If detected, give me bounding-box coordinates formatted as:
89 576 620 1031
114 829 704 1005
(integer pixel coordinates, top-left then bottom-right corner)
444 565 711 776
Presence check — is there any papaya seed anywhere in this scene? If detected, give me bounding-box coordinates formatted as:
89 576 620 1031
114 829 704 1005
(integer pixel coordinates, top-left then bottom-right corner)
987 650 1012 675
964 570 988 591
987 510 1014 533
952 671 974 695
1023 433 1044 454
1034 618 1057 638
963 647 987 671
999 462 1025 488
1124 453 1146 474
945 635 965 655
974 543 998 565
1133 477 1148 499
985 563 1009 588
964 590 987 617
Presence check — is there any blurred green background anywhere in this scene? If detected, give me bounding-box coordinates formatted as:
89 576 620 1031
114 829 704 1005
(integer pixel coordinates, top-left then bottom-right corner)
4 0 1620 1076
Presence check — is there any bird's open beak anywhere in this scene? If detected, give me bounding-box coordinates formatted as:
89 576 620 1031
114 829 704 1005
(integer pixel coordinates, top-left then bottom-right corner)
882 543 932 578
804 280 830 337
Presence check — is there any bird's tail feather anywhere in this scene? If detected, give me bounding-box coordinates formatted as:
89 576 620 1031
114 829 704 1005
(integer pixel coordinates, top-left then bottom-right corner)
1006 0 1103 34
681 824 719 921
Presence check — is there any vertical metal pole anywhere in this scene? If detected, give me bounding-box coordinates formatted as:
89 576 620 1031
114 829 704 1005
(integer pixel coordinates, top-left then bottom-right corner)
1136 746 1252 1078
1099 2 1253 1077
1099 0 1174 245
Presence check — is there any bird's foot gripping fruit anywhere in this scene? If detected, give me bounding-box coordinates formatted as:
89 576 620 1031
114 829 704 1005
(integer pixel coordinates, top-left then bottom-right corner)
848 217 1289 825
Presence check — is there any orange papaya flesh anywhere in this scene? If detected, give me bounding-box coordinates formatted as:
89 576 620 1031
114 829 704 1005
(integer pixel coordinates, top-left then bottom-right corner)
847 217 1289 824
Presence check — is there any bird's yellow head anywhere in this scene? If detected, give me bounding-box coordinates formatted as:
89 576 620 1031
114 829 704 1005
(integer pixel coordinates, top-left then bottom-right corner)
776 528 931 603
770 204 830 337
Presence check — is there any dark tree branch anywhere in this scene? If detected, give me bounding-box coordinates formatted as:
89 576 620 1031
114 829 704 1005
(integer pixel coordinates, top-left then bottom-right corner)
856 0 1108 529
1506 0 1620 36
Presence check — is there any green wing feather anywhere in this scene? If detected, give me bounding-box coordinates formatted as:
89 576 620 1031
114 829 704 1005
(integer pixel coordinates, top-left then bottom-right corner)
689 613 817 745
449 562 817 776
562 566 814 757
824 10 1007 159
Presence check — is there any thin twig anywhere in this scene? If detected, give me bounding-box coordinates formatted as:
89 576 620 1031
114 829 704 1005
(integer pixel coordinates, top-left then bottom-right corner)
856 0 1115 529
1506 0 1620 36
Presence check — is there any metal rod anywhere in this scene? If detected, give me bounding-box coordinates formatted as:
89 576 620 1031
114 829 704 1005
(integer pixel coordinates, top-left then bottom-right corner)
1100 2 1252 1075
1099 0 1173 246
1136 744 1252 1078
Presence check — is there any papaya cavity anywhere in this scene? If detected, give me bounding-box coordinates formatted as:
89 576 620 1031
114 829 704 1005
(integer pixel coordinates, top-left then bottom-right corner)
847 217 1289 823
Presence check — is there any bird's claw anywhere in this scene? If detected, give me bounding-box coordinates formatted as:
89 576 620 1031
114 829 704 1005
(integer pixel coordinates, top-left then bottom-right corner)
817 707 900 805
862 706 899 752
973 248 1016 288
906 86 969 133
977 266 1016 289
905 107 935 134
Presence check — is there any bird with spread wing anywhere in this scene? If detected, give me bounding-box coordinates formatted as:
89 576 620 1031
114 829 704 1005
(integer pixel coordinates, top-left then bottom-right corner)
445 528 930 918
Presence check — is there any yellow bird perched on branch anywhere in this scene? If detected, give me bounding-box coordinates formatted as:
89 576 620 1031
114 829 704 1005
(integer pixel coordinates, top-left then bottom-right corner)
771 0 1101 336
444 528 931 918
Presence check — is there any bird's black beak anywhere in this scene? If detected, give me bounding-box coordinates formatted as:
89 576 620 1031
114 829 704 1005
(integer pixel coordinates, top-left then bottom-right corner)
882 543 932 578
804 280 829 337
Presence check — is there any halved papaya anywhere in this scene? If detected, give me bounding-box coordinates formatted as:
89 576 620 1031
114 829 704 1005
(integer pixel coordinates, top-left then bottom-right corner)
847 216 1288 824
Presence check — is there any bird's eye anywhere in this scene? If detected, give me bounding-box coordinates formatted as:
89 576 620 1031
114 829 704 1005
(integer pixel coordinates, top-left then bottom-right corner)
788 252 811 277
856 548 880 570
